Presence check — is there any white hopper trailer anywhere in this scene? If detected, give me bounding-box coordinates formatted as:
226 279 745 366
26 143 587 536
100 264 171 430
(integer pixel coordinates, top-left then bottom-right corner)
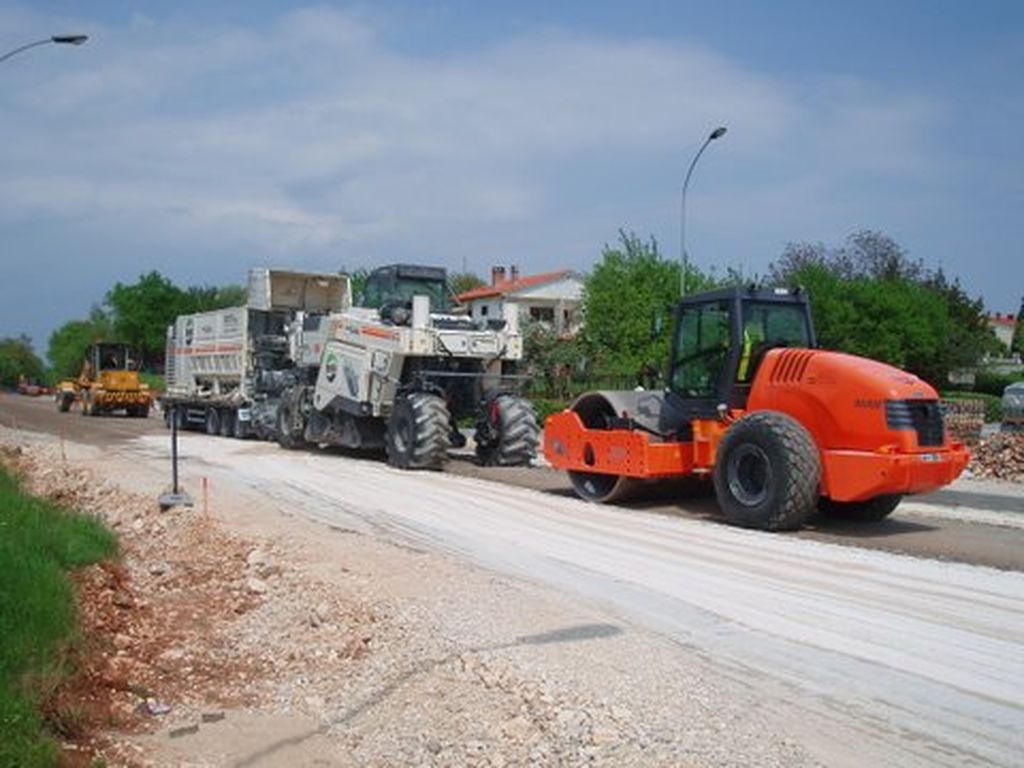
162 268 350 437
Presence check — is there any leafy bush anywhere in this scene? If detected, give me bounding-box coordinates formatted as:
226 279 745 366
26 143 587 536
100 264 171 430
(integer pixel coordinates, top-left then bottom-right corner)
528 398 570 423
973 370 1023 397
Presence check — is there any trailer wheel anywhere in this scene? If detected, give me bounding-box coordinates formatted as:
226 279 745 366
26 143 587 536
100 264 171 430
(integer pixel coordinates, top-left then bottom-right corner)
714 411 820 531
818 494 901 522
205 408 221 436
276 389 307 450
232 412 250 440
474 394 540 466
386 392 451 470
219 409 234 437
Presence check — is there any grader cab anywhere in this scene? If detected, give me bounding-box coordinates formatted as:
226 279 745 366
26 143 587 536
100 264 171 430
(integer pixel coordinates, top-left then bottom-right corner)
544 286 968 530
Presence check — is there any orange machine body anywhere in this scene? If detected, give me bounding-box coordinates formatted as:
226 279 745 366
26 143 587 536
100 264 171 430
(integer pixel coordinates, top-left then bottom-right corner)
544 348 968 502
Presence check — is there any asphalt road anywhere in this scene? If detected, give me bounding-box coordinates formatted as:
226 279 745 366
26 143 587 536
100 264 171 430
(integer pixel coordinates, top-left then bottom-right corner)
142 429 1024 767
4 391 1021 571
4 391 1024 765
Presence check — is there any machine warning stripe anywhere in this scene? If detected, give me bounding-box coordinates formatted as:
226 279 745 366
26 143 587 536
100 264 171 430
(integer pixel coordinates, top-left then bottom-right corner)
172 344 245 355
359 326 399 340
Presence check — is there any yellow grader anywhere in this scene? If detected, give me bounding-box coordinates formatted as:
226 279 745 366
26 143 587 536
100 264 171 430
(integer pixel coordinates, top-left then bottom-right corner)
56 343 152 417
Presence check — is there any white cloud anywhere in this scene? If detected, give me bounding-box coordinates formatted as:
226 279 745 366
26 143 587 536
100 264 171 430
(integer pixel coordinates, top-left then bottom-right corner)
1 2 967 351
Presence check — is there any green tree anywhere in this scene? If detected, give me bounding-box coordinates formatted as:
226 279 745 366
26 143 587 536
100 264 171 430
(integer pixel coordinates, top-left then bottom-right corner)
47 319 108 379
182 284 247 313
345 268 370 304
581 230 714 376
104 271 190 367
449 272 486 301
925 270 1004 372
769 231 996 385
523 320 587 397
0 335 46 388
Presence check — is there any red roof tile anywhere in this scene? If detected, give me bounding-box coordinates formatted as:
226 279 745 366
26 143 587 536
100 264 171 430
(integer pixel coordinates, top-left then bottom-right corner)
988 314 1017 327
456 270 575 302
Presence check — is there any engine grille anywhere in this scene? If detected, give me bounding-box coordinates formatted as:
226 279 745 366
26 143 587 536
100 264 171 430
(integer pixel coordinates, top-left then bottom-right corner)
885 400 945 447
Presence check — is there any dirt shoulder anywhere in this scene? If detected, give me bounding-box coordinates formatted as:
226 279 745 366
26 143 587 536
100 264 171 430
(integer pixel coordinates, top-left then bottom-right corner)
1 429 818 768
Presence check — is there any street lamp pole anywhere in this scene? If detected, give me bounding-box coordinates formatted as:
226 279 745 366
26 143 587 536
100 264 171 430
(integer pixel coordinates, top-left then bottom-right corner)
680 125 727 298
0 34 89 65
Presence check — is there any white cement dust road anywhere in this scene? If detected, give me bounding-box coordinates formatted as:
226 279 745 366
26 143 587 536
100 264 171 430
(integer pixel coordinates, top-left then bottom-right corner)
142 434 1024 768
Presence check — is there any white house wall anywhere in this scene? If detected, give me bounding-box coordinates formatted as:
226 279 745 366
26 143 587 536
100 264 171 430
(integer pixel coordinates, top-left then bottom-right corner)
464 275 585 335
469 298 504 324
512 277 583 302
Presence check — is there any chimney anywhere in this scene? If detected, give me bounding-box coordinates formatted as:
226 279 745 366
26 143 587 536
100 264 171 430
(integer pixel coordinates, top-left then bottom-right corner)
510 265 520 283
491 266 506 286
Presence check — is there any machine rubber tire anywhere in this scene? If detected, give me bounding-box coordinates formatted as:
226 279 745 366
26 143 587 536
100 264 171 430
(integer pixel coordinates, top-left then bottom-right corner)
818 494 902 522
232 412 250 440
57 394 72 413
386 392 451 470
475 394 540 466
713 410 820 531
205 408 221 436
219 409 235 437
276 389 307 450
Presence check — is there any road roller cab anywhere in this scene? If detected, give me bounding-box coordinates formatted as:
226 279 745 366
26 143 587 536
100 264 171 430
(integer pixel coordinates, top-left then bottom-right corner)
543 286 969 530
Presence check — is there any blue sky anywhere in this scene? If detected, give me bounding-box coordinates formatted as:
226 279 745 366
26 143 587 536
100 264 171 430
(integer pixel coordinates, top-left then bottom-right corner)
2 1 1022 356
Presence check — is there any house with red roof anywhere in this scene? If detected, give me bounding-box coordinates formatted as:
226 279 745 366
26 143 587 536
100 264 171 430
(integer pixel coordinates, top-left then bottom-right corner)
988 312 1017 351
456 265 584 336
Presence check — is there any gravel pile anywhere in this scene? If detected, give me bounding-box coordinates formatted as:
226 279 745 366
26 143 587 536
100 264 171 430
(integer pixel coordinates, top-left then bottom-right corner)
967 432 1024 483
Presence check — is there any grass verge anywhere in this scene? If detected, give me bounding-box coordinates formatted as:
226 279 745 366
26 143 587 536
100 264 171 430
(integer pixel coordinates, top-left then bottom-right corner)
0 464 117 767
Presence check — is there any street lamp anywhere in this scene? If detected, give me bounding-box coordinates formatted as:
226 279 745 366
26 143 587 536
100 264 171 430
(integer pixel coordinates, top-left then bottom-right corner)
680 125 727 297
0 34 89 65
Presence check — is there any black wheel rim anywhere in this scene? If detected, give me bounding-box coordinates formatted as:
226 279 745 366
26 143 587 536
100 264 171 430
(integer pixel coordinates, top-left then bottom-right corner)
727 444 772 507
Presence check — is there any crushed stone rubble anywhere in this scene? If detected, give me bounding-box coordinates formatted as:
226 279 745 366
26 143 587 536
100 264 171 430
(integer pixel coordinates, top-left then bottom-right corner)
0 436 814 768
0 441 378 766
966 432 1024 483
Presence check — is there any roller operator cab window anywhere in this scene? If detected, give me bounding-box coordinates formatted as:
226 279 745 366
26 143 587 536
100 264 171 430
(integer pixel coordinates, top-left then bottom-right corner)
671 301 732 398
736 302 812 382
363 275 449 312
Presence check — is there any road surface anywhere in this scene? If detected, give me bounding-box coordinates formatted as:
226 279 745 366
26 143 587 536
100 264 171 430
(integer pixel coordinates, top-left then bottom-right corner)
4 392 1021 570
143 431 1022 767
3 391 1024 765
